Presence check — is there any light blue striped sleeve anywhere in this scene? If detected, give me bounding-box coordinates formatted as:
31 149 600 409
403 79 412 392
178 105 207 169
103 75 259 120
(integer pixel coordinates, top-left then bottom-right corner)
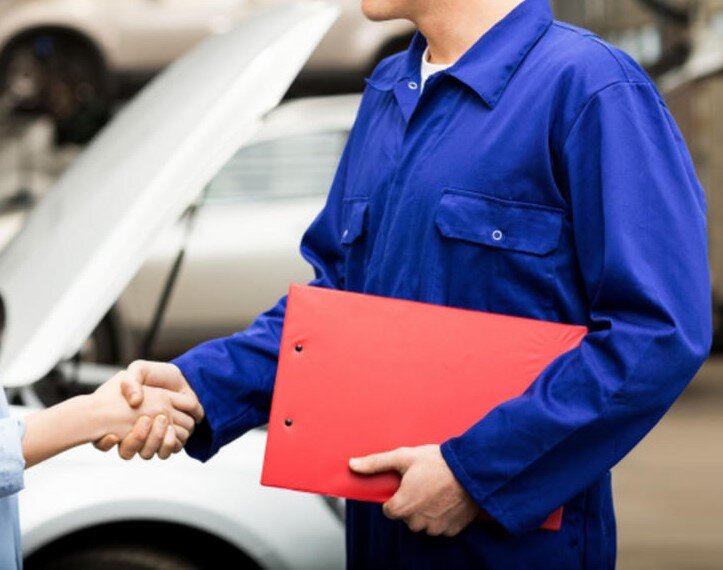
0 417 25 498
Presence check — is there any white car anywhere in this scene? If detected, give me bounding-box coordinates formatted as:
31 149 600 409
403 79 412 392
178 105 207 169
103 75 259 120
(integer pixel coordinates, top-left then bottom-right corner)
0 0 411 123
0 3 348 567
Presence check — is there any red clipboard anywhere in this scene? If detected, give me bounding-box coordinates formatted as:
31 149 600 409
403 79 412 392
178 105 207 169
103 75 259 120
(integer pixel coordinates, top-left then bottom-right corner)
261 284 588 531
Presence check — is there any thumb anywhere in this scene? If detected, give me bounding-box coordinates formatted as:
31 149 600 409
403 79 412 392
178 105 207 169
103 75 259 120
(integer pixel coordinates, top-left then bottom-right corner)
121 361 151 408
94 434 120 452
349 448 414 476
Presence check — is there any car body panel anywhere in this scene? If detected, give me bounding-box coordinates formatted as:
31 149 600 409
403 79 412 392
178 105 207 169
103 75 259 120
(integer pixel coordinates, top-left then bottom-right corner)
107 0 255 70
0 1 339 387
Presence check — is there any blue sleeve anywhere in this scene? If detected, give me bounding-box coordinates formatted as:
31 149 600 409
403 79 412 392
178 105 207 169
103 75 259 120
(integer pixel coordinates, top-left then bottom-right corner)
171 123 354 462
0 417 25 498
440 81 712 534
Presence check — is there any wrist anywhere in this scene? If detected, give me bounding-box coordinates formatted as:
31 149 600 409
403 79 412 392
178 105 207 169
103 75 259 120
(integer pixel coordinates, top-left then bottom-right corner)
66 394 106 444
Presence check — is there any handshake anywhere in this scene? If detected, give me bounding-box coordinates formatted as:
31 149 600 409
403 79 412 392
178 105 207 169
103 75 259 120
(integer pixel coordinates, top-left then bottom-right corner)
90 361 204 460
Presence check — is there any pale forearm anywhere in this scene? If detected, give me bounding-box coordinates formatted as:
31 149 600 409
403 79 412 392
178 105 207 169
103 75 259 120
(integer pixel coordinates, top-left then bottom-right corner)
21 395 105 468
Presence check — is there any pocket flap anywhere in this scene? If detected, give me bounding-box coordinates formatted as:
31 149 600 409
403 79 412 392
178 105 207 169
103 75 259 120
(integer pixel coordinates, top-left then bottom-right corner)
435 189 563 256
341 199 369 245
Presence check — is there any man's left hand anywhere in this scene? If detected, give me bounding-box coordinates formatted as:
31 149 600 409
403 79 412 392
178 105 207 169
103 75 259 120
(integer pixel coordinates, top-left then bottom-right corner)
349 444 480 537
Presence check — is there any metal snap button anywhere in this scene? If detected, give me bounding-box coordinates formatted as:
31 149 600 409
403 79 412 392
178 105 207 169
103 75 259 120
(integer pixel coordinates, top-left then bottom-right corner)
284 418 293 427
408 81 418 90
492 230 504 241
295 344 303 352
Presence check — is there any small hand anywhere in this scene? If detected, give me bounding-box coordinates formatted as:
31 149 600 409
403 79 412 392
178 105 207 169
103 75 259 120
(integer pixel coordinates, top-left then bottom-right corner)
95 360 204 460
95 414 179 459
349 445 480 537
91 368 201 460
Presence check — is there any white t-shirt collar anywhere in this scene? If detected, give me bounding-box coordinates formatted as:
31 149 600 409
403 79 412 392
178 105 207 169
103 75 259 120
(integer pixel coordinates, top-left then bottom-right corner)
420 46 454 91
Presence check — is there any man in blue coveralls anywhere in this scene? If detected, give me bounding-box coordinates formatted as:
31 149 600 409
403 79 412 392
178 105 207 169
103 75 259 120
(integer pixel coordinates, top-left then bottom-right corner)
99 0 713 567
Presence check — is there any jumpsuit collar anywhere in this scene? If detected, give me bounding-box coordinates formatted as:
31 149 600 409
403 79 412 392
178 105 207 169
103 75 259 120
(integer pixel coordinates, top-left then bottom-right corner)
365 0 554 109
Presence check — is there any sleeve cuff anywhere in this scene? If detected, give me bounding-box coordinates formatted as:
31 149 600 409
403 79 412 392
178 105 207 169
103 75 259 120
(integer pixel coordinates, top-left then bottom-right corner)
440 438 529 536
171 355 222 463
171 353 267 462
0 417 26 498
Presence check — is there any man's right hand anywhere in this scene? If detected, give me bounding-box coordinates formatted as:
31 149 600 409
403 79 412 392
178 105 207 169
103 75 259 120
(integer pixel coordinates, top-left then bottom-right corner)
94 360 204 460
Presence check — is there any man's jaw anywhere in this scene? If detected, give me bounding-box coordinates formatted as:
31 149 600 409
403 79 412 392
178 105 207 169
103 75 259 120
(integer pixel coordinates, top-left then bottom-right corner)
361 0 414 22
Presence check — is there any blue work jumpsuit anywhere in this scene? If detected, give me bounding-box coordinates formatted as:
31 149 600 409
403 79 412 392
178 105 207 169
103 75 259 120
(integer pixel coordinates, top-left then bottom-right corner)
172 0 713 567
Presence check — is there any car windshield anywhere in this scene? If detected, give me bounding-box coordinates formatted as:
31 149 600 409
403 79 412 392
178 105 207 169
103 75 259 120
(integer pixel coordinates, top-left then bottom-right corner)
204 130 349 203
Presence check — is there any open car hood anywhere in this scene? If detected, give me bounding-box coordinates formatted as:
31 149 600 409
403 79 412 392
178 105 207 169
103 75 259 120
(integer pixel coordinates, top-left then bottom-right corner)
0 1 339 387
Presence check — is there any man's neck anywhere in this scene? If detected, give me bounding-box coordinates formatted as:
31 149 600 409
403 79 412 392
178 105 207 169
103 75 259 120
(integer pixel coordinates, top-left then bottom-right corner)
412 0 525 64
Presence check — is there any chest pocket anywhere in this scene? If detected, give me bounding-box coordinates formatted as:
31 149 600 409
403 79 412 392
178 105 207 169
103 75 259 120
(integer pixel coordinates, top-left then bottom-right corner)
435 188 563 255
433 187 564 313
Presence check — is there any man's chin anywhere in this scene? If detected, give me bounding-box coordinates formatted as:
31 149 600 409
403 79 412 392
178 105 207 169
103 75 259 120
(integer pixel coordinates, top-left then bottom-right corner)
364 12 392 22
361 0 401 21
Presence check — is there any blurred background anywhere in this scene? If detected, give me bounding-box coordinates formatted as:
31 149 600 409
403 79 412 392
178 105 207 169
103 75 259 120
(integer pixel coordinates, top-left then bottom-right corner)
0 0 721 568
